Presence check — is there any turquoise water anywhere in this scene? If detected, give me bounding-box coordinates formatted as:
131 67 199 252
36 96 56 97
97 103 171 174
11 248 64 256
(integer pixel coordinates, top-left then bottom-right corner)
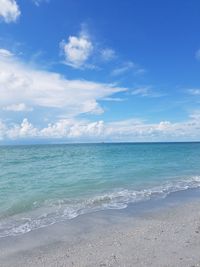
0 142 200 237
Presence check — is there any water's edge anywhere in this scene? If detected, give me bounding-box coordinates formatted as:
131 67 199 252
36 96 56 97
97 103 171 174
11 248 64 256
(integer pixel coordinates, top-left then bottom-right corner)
1 177 200 238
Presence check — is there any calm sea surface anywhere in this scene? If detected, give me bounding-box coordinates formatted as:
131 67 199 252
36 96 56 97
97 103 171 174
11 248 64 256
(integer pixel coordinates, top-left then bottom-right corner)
0 143 200 237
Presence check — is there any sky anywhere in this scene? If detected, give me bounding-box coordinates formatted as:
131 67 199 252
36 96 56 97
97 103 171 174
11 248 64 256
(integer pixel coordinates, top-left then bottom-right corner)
0 0 200 144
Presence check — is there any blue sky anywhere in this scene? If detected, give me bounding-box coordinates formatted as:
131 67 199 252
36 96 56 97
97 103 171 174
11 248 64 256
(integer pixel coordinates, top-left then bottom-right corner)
0 0 200 143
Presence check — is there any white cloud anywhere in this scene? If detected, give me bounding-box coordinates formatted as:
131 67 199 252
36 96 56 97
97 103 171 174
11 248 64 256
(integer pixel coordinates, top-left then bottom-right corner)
132 87 152 97
111 61 135 76
0 48 13 57
102 97 125 102
111 61 145 76
0 0 20 23
3 103 33 112
60 30 94 69
101 48 116 61
41 119 105 139
189 110 200 120
5 118 38 139
0 49 127 117
1 113 200 142
131 86 163 97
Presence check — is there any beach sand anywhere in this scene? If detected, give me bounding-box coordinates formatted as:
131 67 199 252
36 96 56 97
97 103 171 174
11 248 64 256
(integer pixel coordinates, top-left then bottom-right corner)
1 190 200 267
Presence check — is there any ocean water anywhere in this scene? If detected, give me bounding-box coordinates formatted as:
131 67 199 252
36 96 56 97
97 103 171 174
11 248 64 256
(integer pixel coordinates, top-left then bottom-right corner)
0 142 200 237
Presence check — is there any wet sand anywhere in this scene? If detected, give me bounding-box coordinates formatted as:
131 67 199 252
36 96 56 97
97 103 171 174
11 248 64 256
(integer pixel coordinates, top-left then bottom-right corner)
1 190 200 267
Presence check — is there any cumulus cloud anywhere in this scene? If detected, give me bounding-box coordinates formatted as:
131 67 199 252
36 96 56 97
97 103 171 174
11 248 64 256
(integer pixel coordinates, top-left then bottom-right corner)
0 0 20 23
0 49 127 118
1 112 200 142
3 118 38 139
60 29 94 69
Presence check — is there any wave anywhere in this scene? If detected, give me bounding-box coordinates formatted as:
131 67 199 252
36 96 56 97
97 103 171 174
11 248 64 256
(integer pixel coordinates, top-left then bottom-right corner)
1 176 200 238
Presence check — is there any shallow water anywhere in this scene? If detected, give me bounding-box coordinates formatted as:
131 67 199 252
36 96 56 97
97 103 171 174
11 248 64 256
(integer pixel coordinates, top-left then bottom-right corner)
0 142 200 237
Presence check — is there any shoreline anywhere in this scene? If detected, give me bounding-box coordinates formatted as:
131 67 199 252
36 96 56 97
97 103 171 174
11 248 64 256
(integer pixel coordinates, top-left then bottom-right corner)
1 176 200 238
1 188 200 266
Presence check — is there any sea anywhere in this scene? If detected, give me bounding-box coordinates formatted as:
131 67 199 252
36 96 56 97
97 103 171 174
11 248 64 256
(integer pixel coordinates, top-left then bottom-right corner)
0 142 200 237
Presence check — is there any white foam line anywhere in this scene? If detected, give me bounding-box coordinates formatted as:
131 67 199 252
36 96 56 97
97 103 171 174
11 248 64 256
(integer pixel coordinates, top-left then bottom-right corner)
0 176 200 238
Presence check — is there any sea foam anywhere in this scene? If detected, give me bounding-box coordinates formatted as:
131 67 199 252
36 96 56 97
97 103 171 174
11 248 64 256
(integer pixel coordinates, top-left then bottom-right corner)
0 175 200 238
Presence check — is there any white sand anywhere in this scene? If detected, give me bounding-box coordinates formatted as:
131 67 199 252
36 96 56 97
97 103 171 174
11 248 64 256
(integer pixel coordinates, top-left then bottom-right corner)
1 196 200 267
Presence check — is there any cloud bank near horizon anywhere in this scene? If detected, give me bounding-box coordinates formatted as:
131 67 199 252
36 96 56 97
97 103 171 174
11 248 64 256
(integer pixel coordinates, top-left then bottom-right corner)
1 114 200 142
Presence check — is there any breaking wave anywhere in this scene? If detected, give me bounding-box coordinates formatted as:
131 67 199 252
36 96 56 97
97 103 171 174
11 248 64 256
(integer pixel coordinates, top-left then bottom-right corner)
1 176 200 238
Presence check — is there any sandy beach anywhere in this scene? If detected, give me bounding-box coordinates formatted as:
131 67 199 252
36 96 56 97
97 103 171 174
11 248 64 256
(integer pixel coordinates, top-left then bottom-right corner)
0 189 200 267
1 0 200 265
